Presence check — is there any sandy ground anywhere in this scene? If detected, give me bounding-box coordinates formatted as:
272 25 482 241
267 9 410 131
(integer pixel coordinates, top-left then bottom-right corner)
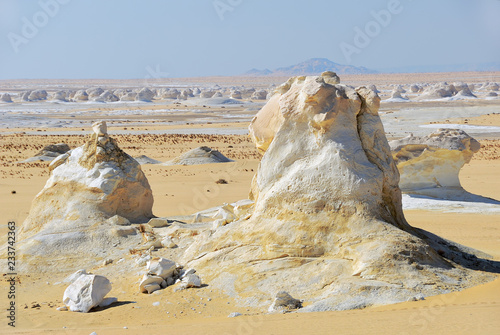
1 75 500 334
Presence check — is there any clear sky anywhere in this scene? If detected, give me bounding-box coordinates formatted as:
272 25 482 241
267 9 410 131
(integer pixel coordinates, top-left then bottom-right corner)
0 0 499 79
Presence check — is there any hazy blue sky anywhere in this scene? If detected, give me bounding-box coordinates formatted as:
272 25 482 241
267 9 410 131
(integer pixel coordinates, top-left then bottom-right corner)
1 0 499 79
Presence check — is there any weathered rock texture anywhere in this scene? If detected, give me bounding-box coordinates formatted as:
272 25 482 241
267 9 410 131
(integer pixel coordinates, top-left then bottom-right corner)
182 74 497 311
18 121 153 272
390 129 481 193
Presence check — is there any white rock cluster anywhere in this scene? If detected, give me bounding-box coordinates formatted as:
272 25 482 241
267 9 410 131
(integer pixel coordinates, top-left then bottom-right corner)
138 257 201 294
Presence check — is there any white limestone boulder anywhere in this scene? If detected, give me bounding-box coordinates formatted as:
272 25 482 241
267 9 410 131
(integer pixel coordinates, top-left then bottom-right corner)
63 274 112 313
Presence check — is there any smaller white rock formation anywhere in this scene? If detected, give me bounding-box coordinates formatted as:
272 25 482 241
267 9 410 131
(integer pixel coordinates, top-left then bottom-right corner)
200 90 214 98
1 93 13 102
52 91 68 101
20 91 32 101
386 90 409 101
18 121 153 271
136 88 154 101
230 90 242 99
28 89 47 101
147 257 176 279
251 90 268 100
268 291 302 313
164 146 233 165
134 155 162 165
390 129 480 194
212 91 223 98
21 143 71 163
74 90 89 101
409 84 421 93
63 274 112 313
87 87 104 98
120 92 137 101
100 90 119 102
160 88 180 99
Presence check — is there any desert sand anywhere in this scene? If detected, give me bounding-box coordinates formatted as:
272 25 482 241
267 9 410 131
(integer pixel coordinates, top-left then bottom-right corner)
1 72 500 334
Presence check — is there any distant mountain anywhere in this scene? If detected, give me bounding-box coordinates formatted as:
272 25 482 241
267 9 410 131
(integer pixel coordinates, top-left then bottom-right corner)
244 68 273 76
377 62 500 74
243 58 376 76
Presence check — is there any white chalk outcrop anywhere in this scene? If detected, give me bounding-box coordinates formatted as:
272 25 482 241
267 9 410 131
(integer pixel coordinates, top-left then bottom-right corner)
18 121 153 271
182 74 496 312
164 146 233 166
63 273 112 313
390 129 480 195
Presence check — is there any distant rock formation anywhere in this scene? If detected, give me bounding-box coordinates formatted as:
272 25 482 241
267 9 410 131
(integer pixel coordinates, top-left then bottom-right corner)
160 88 180 99
134 155 162 165
229 90 242 99
200 90 214 98
250 90 267 100
136 88 154 101
18 121 153 271
1 93 12 102
409 84 421 93
120 92 137 101
74 90 89 101
183 74 496 312
385 89 409 101
21 143 71 163
390 129 481 194
245 58 376 76
99 90 119 102
87 87 104 98
28 90 47 101
52 91 68 101
164 146 233 166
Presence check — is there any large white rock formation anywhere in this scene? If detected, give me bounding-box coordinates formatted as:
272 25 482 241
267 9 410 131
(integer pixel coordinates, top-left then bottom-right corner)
389 129 481 194
182 74 496 311
18 121 153 271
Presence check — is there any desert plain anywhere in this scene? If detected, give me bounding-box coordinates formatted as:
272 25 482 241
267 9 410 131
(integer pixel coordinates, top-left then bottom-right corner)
1 72 500 334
